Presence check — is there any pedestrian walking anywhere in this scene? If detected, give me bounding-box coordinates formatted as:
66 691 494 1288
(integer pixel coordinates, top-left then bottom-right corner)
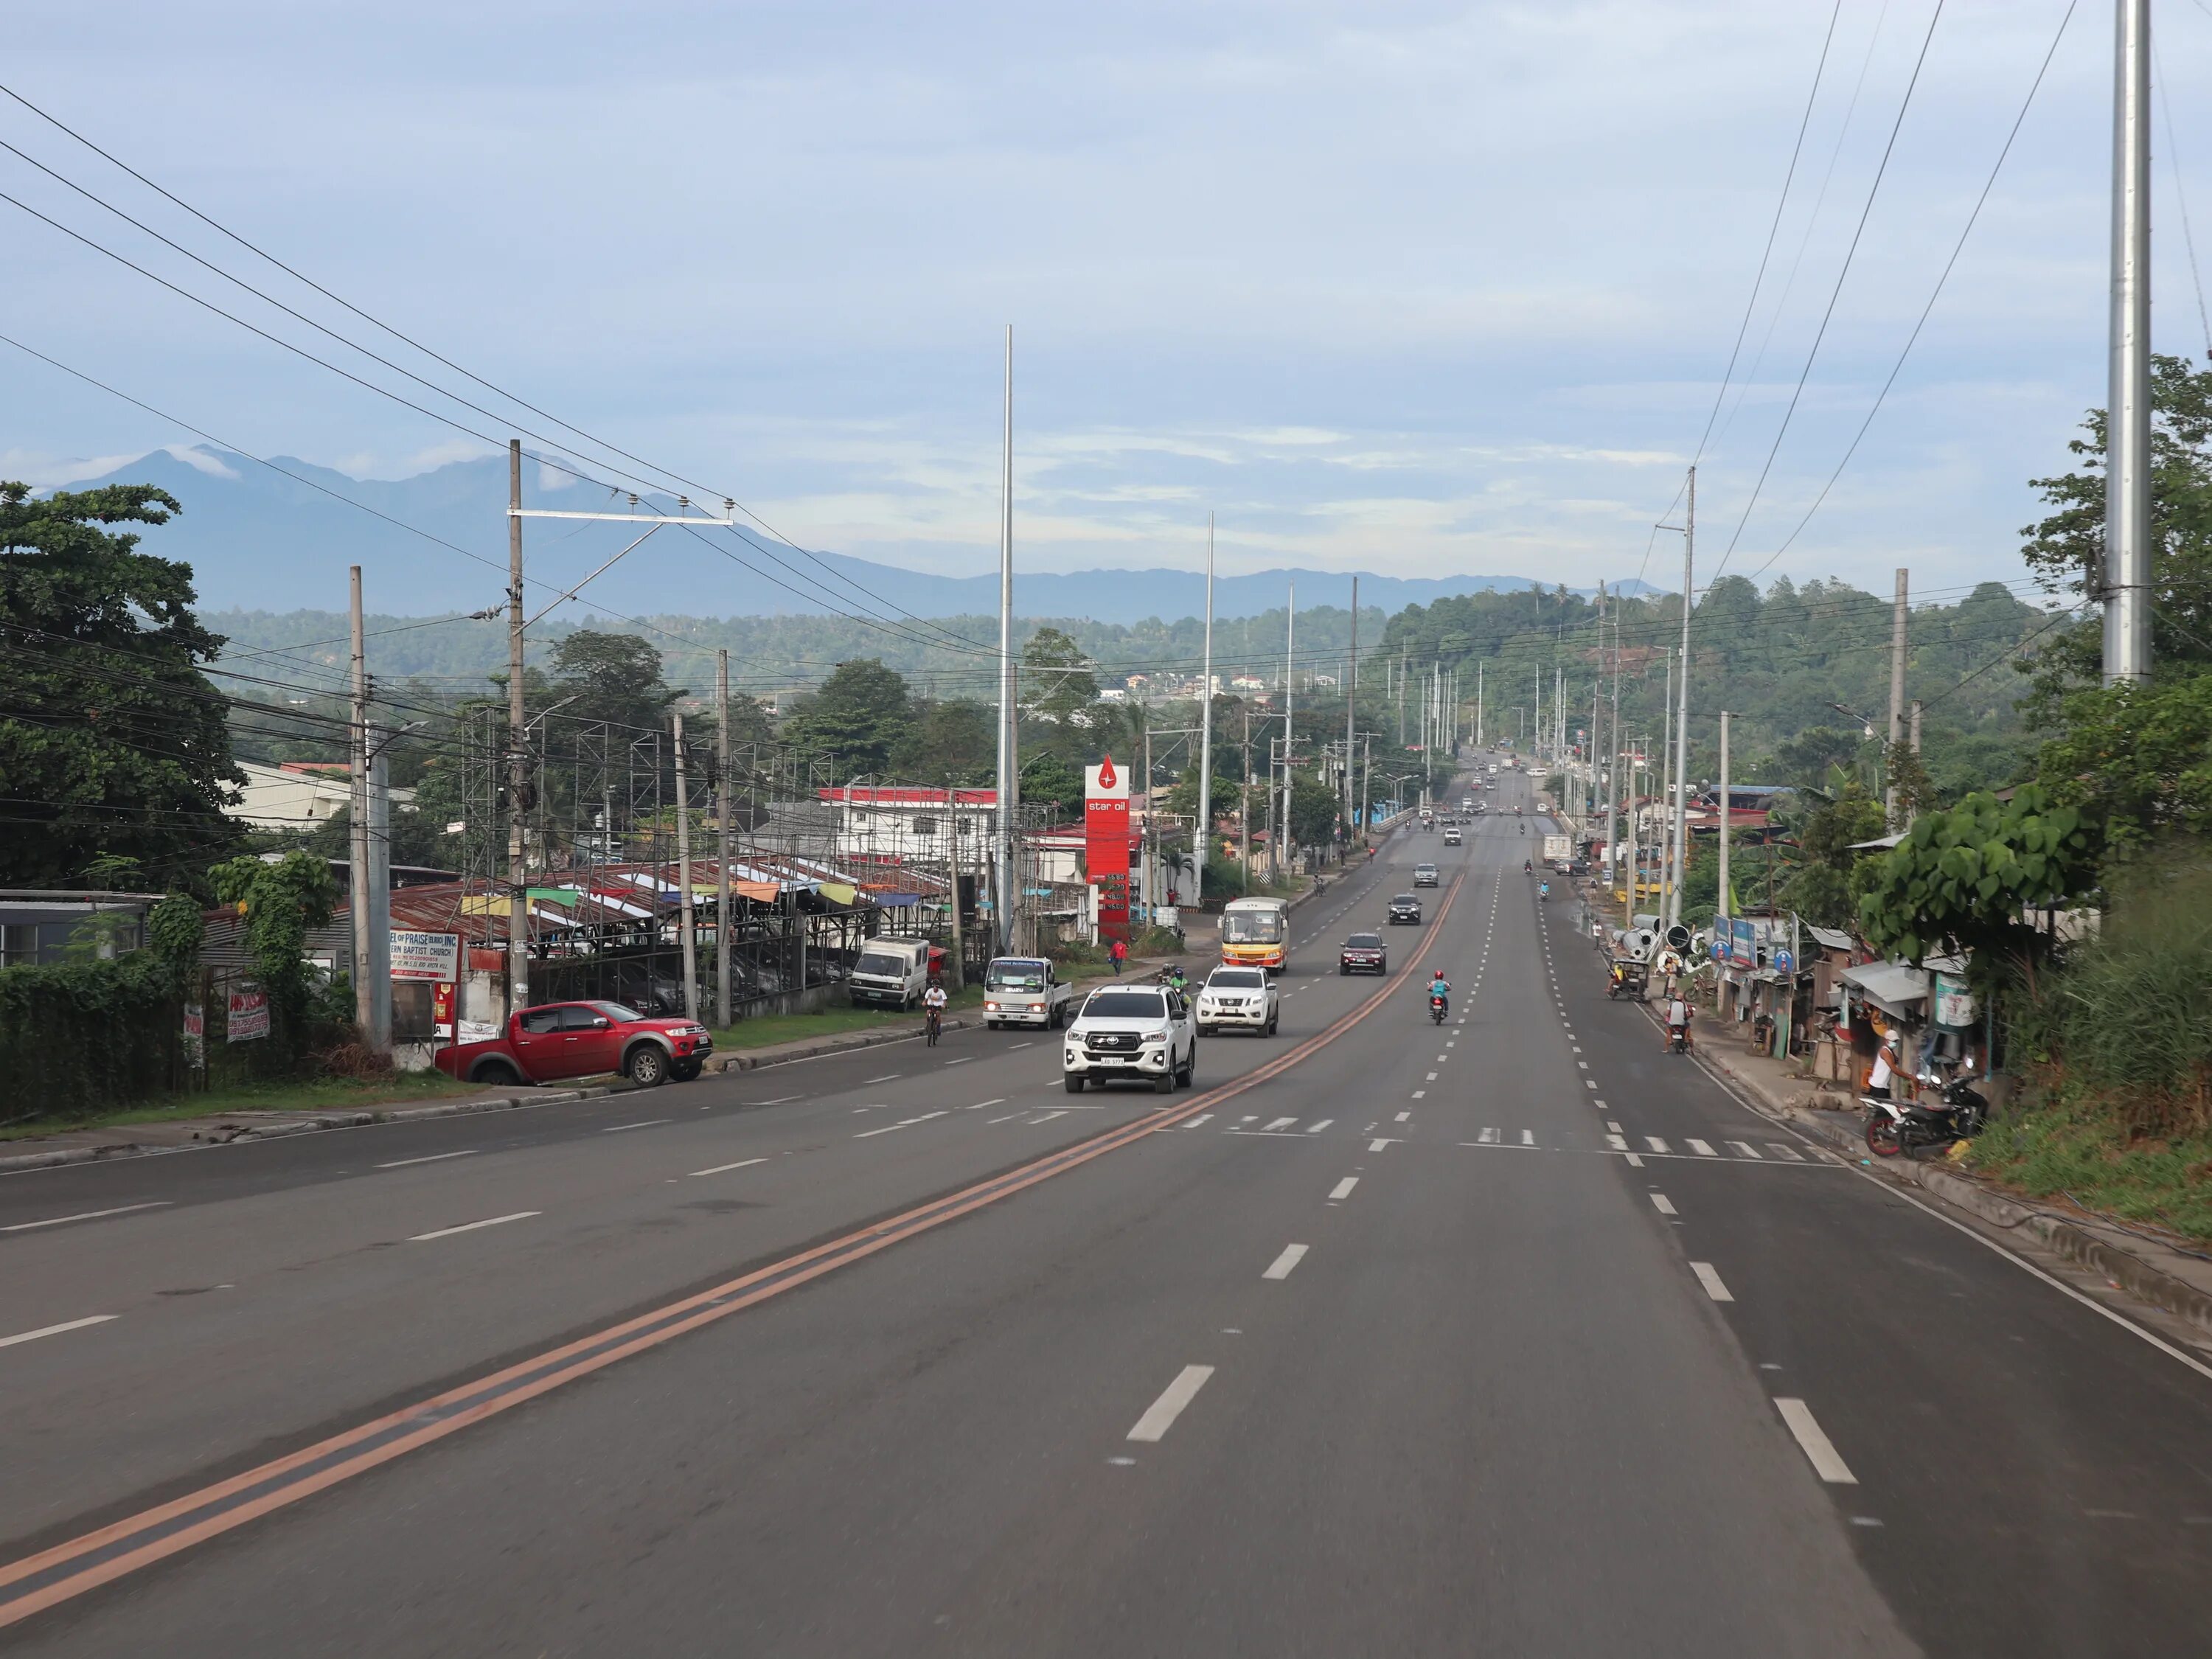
1109 937 1127 977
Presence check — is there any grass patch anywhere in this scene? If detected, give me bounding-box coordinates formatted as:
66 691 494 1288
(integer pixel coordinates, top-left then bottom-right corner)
0 1068 478 1141
706 985 984 1052
1969 1092 2212 1242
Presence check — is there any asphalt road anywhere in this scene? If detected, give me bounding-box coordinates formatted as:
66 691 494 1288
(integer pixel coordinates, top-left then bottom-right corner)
4 762 2209 1655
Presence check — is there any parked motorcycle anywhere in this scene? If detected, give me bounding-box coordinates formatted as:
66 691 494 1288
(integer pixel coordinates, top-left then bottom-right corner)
1863 1068 1989 1158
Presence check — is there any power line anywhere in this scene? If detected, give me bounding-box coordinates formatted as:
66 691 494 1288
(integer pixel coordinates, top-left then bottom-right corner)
1689 0 1847 467
1743 0 2079 582
1711 0 1949 584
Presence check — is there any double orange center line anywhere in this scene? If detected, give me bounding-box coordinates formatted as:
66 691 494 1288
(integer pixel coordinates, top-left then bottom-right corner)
0 869 1466 1630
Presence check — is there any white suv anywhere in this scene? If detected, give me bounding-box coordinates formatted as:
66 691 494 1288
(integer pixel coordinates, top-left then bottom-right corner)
1194 965 1279 1037
1063 985 1198 1094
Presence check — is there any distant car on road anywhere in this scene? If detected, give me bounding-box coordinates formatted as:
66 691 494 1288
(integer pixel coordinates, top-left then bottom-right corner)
1063 985 1198 1093
1443 827 1463 846
436 1000 712 1089
1194 965 1279 1037
1339 932 1388 975
1388 893 1424 925
1413 862 1440 887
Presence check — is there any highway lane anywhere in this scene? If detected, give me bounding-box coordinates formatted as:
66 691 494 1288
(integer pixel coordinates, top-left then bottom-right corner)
14 769 2205 1652
1545 882 2212 1658
0 821 1439 1557
4 794 1916 1654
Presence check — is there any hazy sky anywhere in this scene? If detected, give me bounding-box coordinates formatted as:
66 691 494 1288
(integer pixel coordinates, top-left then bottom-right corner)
5 1 2209 602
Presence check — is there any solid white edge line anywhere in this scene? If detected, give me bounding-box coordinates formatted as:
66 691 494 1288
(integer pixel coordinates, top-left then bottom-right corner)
688 1158 769 1177
407 1211 540 1242
1774 1397 1858 1484
1127 1363 1215 1441
1687 1040 2212 1385
0 1314 116 1349
599 1119 670 1133
1262 1243 1309 1281
1691 1261 1733 1301
1 1201 172 1231
1329 1176 1359 1200
373 1151 477 1170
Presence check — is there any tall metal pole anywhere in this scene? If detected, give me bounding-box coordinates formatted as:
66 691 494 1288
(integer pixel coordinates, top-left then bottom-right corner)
2106 0 2153 686
1344 576 1359 841
1476 659 1484 748
1607 597 1621 923
715 649 731 1029
349 564 374 1041
1717 710 1732 930
995 326 1018 953
1670 466 1694 927
1659 647 1674 915
1281 580 1295 873
505 439 530 1014
1197 514 1216 904
672 712 698 1020
1887 568 1909 827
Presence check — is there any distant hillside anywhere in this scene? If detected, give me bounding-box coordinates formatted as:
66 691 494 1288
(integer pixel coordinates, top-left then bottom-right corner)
72 447 1660 623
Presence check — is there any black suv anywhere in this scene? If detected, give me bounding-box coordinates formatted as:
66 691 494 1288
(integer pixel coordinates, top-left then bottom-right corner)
1388 893 1423 925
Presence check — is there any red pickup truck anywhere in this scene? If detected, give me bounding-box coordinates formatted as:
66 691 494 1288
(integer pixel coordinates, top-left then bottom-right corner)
436 1001 713 1089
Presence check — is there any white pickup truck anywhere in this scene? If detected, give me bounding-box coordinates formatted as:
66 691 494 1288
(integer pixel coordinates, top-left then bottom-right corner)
982 956 1077 1030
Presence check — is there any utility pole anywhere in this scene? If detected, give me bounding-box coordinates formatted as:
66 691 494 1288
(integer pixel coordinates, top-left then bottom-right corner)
1886 568 1909 827
1659 647 1674 915
945 772 965 988
1476 659 1484 748
1397 653 1405 747
994 326 1018 954
348 565 383 1051
2107 0 2152 686
1669 466 1694 928
1343 576 1358 841
1140 710 1153 922
1359 734 1371 844
672 712 698 1020
715 650 732 1028
1607 594 1621 918
1197 515 1215 905
1281 580 1295 874
1240 703 1252 893
1717 710 1732 931
504 439 529 1015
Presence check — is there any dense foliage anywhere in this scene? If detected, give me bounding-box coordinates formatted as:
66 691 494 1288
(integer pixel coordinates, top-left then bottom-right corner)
0 481 243 891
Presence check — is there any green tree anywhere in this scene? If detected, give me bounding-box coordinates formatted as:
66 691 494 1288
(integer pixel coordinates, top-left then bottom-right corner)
548 630 683 735
1857 786 2098 993
210 849 337 1065
903 698 998 782
0 481 243 891
1019 751 1085 819
782 658 912 779
1020 626 1099 726
1287 772 1340 849
1778 786 1888 928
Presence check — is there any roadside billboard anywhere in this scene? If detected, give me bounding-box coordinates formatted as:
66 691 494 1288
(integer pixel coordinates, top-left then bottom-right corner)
1085 754 1131 946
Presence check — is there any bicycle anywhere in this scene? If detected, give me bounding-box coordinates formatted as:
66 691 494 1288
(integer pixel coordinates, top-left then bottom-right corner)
925 1004 943 1047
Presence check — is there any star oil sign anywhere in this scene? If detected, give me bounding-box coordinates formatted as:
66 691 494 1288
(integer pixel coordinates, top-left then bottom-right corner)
1085 754 1132 946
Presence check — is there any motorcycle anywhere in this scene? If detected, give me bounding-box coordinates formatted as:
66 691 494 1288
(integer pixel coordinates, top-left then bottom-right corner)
1864 1069 1989 1158
1666 1021 1689 1054
1538 883 1549 903
1429 992 1448 1025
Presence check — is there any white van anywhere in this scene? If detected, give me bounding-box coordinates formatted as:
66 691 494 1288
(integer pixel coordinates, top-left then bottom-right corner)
847 936 938 1008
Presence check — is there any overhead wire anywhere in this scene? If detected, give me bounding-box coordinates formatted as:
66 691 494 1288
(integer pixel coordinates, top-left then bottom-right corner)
0 84 995 654
1711 0 1949 584
1742 0 2080 582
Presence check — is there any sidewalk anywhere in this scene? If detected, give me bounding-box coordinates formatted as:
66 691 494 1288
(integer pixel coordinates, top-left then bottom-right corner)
1691 1024 2212 1348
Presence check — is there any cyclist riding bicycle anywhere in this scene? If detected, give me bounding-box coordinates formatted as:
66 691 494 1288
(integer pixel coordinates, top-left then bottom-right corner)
922 975 948 1046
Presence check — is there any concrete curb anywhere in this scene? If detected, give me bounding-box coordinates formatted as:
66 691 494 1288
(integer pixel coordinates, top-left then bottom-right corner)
0 1085 621 1174
1694 1043 2212 1347
706 1018 968 1074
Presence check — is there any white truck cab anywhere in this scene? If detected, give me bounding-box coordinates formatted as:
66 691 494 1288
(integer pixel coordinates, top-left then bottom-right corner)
983 956 1076 1029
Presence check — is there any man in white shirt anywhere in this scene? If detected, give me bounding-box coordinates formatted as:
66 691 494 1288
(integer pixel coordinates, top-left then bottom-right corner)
1866 1025 1897 1099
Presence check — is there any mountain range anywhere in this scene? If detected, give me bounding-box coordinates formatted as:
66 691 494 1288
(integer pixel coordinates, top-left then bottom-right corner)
65 447 1659 625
